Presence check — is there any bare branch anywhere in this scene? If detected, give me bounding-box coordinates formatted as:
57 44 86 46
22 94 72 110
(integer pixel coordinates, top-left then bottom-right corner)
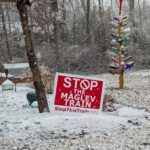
0 0 16 2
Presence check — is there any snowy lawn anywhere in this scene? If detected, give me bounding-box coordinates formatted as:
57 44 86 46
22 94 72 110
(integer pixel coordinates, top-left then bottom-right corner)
0 70 150 149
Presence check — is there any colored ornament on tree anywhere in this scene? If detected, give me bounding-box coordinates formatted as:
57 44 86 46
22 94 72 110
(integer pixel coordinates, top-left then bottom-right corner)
111 33 118 39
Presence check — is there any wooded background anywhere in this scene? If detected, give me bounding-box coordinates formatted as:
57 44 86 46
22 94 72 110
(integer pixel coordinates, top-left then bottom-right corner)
0 0 150 75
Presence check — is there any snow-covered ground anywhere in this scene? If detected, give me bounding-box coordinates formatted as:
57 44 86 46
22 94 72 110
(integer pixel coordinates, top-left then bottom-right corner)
0 70 150 150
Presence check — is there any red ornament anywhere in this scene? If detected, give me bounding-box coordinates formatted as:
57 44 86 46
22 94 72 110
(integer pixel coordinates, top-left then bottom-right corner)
119 0 123 16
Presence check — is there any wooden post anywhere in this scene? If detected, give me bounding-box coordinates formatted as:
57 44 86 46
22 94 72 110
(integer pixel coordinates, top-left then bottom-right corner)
118 17 123 89
118 0 124 89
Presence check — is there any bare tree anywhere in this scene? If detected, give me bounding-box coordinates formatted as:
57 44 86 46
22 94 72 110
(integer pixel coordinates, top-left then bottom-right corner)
6 3 12 46
80 0 86 13
51 0 63 72
86 0 90 43
129 0 135 25
128 0 135 52
0 3 11 62
16 0 49 113
69 0 76 44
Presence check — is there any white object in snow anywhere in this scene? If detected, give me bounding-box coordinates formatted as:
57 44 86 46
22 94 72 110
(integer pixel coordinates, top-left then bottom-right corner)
31 101 38 108
2 79 14 91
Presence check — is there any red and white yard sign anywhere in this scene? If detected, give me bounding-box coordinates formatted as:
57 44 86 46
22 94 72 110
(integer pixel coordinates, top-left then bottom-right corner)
52 73 105 114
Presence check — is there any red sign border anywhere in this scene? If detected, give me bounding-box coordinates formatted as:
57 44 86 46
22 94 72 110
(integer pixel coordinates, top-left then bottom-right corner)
51 73 106 114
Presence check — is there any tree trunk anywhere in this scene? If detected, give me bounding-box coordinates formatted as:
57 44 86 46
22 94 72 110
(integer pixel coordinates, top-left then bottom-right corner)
18 4 49 113
0 3 11 62
6 4 12 46
62 0 66 21
129 0 135 25
128 0 135 52
86 0 90 44
51 0 63 72
80 0 86 13
69 0 76 45
98 0 107 52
